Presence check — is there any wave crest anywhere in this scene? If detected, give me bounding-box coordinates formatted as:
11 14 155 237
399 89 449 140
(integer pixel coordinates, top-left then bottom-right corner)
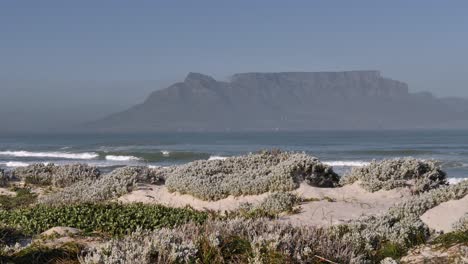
323 161 370 167
0 151 99 160
105 155 141 161
5 161 30 167
208 156 228 161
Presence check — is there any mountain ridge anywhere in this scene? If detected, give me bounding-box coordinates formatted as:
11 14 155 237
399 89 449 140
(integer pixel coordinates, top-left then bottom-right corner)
86 71 468 132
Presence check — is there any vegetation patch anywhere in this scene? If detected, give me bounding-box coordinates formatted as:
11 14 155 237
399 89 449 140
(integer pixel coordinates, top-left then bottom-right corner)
13 163 101 187
236 192 302 219
340 158 448 194
80 219 357 264
0 169 7 187
39 166 164 205
431 231 468 247
165 150 339 201
1 242 83 264
0 203 208 236
0 187 37 210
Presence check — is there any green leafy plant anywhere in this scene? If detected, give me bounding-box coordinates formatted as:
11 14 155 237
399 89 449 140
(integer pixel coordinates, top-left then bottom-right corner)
0 203 208 236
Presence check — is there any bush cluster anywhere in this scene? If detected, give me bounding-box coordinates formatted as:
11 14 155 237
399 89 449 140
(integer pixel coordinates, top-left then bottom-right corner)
329 179 468 261
340 158 448 194
165 151 339 201
0 202 207 236
13 163 101 187
80 218 357 264
239 192 301 217
39 166 164 205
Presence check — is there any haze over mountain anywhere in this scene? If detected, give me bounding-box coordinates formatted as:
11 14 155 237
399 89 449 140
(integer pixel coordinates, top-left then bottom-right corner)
87 71 468 132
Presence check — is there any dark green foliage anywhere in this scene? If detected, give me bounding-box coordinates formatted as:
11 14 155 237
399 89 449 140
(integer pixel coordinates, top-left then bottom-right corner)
431 231 468 247
2 242 82 264
0 188 37 210
0 203 208 236
197 235 253 264
0 226 26 247
0 169 7 187
374 242 407 261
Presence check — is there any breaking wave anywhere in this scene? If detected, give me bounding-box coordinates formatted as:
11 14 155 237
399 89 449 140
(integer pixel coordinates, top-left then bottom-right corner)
208 156 228 161
5 161 30 167
323 161 370 167
105 155 141 161
0 150 99 160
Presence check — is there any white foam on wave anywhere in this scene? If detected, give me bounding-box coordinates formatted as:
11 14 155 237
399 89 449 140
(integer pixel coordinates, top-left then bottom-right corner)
208 156 228 161
161 151 170 157
105 155 141 161
5 161 30 167
448 178 468 185
0 150 99 160
323 161 370 167
148 165 167 169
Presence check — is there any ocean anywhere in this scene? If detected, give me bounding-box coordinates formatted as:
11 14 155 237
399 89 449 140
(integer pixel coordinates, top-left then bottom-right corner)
1 130 467 182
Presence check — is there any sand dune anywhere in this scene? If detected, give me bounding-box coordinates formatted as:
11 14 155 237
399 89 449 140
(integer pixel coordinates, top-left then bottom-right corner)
119 182 411 227
420 194 468 233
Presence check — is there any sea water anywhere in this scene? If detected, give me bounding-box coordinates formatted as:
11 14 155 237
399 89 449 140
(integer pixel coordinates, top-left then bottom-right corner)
0 130 467 182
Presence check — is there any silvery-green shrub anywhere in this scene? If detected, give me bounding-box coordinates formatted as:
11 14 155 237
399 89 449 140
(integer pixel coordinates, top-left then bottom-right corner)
256 192 301 214
165 151 338 201
340 158 447 194
39 166 164 204
80 219 357 264
13 163 101 187
452 213 468 232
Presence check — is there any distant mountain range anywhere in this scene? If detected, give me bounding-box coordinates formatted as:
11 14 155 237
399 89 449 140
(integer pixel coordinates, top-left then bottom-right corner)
87 71 468 131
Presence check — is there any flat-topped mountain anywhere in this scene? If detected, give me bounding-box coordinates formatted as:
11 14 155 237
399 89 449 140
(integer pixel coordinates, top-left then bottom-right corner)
88 71 468 131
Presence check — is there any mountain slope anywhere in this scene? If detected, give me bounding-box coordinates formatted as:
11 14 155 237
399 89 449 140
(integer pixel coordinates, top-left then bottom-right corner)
88 71 468 131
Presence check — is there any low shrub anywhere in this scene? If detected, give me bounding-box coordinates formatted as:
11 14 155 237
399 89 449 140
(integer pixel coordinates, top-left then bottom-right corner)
80 219 358 264
0 203 208 236
239 192 301 218
14 163 101 187
165 151 339 201
452 213 467 232
39 166 164 205
340 158 448 194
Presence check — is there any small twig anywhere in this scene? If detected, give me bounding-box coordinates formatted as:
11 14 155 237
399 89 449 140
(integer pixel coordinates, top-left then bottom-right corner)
314 255 339 264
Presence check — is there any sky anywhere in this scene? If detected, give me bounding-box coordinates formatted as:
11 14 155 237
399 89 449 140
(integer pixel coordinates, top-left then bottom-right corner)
1 0 468 131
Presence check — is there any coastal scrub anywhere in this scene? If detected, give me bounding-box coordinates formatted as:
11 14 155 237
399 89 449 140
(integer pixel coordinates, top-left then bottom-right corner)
165 150 339 201
340 158 447 194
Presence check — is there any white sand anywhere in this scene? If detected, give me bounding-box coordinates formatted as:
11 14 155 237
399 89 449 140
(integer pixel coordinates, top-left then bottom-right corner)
118 184 270 211
279 183 410 226
420 194 468 233
119 182 410 227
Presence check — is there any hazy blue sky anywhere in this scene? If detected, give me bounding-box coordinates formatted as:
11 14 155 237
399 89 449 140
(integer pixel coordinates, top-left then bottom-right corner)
1 1 468 131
